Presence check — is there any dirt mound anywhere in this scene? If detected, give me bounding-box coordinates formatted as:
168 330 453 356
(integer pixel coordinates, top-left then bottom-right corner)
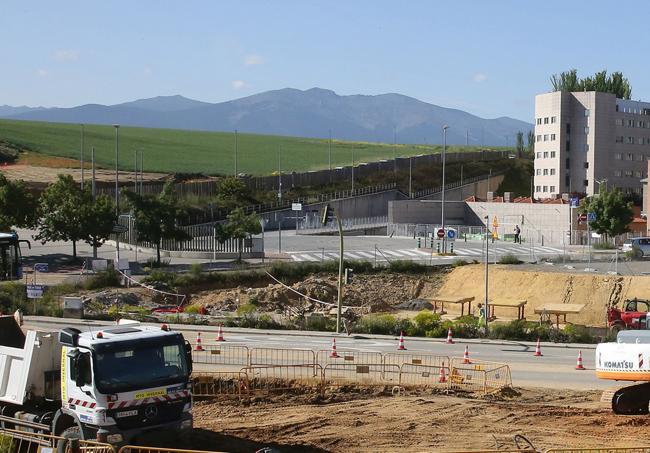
438 265 650 326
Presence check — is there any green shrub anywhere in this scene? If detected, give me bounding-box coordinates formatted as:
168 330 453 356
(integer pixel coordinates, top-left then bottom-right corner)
498 253 522 265
625 247 643 260
83 269 121 290
387 260 429 274
410 310 441 336
236 303 257 316
450 315 483 338
355 314 398 335
183 304 201 314
593 242 615 250
189 263 203 278
303 315 336 332
143 269 178 287
563 324 596 343
452 258 469 267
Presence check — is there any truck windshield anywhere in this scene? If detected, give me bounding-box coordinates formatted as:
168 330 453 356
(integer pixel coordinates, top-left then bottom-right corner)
92 336 188 394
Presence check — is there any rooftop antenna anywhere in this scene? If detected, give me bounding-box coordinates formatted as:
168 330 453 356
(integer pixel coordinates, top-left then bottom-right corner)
83 317 95 340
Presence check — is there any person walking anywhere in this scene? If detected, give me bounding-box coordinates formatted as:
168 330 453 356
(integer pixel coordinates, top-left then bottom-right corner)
514 224 521 244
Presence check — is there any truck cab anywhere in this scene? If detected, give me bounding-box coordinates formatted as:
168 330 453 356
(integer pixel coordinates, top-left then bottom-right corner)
58 323 193 445
608 298 650 332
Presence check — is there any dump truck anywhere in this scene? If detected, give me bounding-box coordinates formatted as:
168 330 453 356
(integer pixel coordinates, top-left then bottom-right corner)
0 314 193 448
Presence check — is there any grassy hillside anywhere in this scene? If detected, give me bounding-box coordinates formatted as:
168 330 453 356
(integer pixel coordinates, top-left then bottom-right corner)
0 119 511 176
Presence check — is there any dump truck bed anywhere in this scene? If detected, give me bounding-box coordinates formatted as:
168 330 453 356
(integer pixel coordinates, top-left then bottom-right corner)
0 315 61 405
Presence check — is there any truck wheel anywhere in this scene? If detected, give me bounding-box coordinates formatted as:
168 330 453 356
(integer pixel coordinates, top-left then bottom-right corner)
57 426 81 453
610 323 625 335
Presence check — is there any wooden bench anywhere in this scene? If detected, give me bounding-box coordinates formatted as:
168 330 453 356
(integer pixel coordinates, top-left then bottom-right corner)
534 303 585 328
428 296 475 317
487 299 527 320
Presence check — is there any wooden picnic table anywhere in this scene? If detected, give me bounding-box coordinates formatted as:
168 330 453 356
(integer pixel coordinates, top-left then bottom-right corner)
429 295 475 317
487 298 527 320
534 303 585 328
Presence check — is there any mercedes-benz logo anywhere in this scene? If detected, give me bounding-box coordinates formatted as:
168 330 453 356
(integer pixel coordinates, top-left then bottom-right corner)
144 404 158 419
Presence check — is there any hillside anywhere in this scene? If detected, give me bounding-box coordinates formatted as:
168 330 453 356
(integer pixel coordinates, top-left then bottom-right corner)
0 88 532 146
0 119 511 175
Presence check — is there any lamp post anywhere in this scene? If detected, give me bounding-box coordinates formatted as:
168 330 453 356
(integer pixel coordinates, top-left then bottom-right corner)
113 124 120 262
484 215 490 336
80 124 85 190
441 125 449 252
234 129 238 177
408 156 412 198
595 178 608 195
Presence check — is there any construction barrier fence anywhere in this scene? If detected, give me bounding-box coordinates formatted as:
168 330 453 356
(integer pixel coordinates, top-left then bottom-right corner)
191 371 247 397
192 344 249 366
0 428 115 453
117 446 229 453
242 365 324 394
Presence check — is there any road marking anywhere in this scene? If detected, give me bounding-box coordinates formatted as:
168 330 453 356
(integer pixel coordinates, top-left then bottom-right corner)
300 253 320 262
356 251 376 259
383 250 403 257
455 249 482 256
344 252 363 259
291 255 303 262
412 249 431 256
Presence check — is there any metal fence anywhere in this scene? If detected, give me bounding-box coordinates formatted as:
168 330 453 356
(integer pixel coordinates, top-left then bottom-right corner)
0 428 115 453
117 446 229 453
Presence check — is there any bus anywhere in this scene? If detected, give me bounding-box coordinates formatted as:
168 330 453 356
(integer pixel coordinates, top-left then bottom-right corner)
0 232 31 281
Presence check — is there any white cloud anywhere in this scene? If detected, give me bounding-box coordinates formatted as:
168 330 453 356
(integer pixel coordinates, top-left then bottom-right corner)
232 80 247 90
473 73 487 83
244 54 264 66
36 69 49 77
53 49 79 62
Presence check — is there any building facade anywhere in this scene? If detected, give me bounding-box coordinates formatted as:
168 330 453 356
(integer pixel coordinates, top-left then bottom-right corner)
534 91 649 199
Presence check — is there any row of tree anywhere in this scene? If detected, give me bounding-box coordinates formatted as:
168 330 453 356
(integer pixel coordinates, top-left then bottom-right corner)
550 69 632 99
0 174 261 265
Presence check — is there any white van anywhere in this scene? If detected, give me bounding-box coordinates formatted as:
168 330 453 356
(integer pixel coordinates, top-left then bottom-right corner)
622 237 650 256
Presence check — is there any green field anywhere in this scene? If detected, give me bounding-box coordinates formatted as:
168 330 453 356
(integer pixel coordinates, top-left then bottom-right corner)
0 119 511 176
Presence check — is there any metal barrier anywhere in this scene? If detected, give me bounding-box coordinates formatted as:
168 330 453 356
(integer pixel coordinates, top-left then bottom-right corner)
484 365 513 391
0 428 115 453
316 350 383 367
398 363 450 388
250 347 315 367
241 365 324 395
384 352 449 368
191 344 249 366
191 371 247 397
118 446 229 453
322 363 401 386
545 449 650 453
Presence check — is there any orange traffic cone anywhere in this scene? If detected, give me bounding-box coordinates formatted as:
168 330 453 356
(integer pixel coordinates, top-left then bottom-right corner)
216 325 226 342
575 350 585 370
439 361 447 383
397 331 407 350
534 338 542 357
463 345 471 364
194 332 204 351
446 327 454 344
329 338 340 358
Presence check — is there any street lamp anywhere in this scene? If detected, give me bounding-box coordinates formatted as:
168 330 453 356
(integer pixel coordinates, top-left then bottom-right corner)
113 124 120 262
441 125 449 252
80 124 85 190
595 178 608 195
484 215 490 336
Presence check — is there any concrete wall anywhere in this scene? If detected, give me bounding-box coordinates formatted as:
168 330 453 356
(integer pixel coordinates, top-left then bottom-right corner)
418 174 504 201
388 200 470 225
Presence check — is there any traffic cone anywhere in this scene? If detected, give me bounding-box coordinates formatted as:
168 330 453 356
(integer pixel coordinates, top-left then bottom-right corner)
534 338 542 357
438 361 447 383
397 331 407 350
446 327 454 344
329 338 339 358
463 345 471 364
194 332 204 351
575 350 585 370
216 325 226 342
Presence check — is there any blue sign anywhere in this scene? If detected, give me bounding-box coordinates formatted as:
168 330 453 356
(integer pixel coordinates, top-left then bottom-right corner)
34 263 49 273
587 212 597 222
447 229 456 240
26 284 45 299
569 197 580 208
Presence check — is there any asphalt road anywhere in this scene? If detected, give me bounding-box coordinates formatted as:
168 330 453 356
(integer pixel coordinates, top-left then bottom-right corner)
25 316 614 391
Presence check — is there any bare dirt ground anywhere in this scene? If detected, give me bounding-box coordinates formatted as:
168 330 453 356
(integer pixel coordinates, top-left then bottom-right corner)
184 387 650 452
0 163 167 186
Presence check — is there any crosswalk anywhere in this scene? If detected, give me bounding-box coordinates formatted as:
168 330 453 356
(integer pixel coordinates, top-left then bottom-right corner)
289 245 566 262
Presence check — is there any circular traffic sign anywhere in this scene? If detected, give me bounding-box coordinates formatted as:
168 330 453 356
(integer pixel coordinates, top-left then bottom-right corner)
437 228 445 239
447 229 456 239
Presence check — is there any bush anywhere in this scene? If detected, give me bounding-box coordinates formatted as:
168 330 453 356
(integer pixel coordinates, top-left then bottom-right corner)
498 253 522 265
625 246 644 260
183 304 201 314
593 242 615 250
452 258 469 267
303 315 336 332
143 269 178 287
189 263 203 278
563 324 596 343
83 269 121 290
410 310 441 336
387 260 429 274
355 314 398 335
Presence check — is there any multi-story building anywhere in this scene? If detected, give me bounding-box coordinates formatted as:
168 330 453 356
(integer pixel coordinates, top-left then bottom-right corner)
534 91 649 199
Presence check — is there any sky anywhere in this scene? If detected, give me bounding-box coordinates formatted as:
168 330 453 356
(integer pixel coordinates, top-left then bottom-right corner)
2 0 650 122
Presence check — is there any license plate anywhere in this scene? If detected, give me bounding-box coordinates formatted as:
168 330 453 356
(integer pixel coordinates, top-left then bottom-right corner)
116 410 138 418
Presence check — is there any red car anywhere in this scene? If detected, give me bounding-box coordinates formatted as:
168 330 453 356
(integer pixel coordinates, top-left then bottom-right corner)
151 305 185 314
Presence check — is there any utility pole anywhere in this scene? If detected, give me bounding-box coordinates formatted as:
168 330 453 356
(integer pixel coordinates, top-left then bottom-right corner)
91 146 97 259
113 124 120 262
80 124 85 190
465 129 468 146
484 215 490 336
393 127 397 175
351 148 355 192
234 130 239 177
134 150 138 193
139 151 144 194
278 145 282 254
442 125 449 253
409 157 412 198
336 214 344 334
328 129 332 181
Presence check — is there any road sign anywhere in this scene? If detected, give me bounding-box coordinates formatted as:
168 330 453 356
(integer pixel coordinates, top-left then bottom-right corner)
578 214 587 222
112 224 128 233
569 197 580 208
447 229 456 240
587 212 597 222
34 263 48 273
292 203 302 211
437 228 445 239
115 258 130 270
26 284 44 299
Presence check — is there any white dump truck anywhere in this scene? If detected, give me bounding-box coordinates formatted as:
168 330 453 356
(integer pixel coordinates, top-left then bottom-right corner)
0 315 193 447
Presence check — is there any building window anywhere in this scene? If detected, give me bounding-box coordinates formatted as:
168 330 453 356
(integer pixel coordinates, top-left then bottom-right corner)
551 134 556 141
584 109 590 117
639 138 645 145
566 123 571 134
550 186 555 193
536 185 541 192
584 162 589 169
616 118 624 126
565 140 571 152
536 152 541 158
543 151 549 158
635 171 642 178
565 158 570 169
625 170 633 177
614 170 622 177
627 137 635 144
584 179 589 186
544 134 549 141
550 151 556 158
536 135 541 142
639 121 644 128
628 119 635 127
615 153 622 160
544 117 549 124
584 144 589 151
543 186 548 192
551 116 556 124
550 168 556 175
536 118 542 125
536 169 541 175
565 175 570 186
543 169 548 175
637 154 645 161
584 127 589 134
627 153 634 160
616 136 624 143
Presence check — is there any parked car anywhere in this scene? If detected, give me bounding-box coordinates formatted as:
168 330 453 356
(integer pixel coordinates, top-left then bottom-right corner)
622 237 650 256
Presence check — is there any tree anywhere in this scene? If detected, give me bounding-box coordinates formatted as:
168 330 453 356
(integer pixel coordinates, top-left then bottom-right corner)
0 174 37 231
550 69 632 99
35 174 115 259
580 188 633 241
515 131 524 156
216 208 262 261
124 182 191 266
526 130 535 154
216 177 251 209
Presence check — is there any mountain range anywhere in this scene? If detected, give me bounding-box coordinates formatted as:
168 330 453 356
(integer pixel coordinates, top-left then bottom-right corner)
0 88 531 145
